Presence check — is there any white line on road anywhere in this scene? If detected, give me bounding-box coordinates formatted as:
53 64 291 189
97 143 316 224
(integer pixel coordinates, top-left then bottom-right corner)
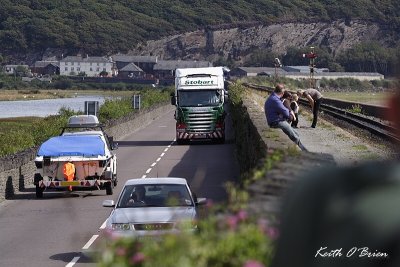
151 162 156 167
146 168 152 174
164 148 168 152
156 157 161 162
65 256 80 267
160 153 165 157
82 235 99 250
100 220 107 230
142 175 147 178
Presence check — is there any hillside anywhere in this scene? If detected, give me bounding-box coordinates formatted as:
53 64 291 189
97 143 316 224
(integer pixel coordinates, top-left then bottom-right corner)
0 0 399 74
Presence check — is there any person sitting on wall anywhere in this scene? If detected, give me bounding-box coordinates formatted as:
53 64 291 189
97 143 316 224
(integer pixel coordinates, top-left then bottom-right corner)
264 84 307 151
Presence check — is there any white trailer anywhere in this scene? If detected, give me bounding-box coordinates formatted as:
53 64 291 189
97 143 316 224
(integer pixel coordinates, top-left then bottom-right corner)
34 115 118 198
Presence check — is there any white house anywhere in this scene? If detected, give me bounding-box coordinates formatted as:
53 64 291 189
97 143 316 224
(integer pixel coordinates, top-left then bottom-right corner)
59 56 114 77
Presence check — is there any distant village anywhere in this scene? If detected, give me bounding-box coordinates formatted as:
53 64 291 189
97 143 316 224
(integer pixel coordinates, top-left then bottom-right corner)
2 54 384 86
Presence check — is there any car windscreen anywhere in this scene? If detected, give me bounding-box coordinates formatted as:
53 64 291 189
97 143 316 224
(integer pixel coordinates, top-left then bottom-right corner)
117 184 194 208
178 90 222 107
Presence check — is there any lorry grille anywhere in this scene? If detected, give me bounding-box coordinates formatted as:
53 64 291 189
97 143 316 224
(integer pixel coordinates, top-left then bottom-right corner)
185 110 216 133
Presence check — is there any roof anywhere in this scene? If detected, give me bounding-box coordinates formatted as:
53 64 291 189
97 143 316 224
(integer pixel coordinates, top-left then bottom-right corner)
112 55 158 63
284 72 384 77
32 61 59 68
60 56 112 63
154 60 212 70
233 67 287 74
120 63 143 72
124 178 188 186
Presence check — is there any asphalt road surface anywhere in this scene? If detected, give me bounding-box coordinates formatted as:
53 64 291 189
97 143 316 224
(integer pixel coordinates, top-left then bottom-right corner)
0 108 240 267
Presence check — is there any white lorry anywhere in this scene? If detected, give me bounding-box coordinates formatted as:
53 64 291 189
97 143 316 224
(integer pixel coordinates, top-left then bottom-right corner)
171 67 228 144
34 115 118 198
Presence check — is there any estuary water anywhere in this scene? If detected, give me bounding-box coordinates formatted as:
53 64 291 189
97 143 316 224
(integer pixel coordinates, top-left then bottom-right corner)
0 95 109 118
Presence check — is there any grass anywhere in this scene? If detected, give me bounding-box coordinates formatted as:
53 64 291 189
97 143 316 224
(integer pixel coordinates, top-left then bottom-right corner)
322 91 393 106
0 89 136 101
352 144 369 151
0 117 42 134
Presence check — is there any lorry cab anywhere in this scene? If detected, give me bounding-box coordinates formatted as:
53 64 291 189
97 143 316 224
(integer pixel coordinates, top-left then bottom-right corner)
172 67 227 144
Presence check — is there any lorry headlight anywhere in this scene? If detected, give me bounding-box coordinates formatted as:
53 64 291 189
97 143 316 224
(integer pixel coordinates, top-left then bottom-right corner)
112 223 131 231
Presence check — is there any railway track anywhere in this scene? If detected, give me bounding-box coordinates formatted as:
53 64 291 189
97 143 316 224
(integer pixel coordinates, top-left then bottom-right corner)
243 83 400 144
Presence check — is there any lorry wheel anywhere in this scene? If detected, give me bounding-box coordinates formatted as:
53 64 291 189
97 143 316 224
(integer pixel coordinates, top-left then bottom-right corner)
36 185 44 198
105 182 113 195
177 138 188 145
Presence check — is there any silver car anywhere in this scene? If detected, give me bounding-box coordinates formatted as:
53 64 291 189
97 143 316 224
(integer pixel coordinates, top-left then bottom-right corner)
102 177 206 238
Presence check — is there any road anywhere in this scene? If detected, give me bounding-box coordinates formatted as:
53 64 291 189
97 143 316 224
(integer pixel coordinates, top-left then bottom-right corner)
0 109 239 267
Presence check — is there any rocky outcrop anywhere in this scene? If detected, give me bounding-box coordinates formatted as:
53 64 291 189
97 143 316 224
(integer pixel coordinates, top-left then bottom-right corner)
131 20 396 63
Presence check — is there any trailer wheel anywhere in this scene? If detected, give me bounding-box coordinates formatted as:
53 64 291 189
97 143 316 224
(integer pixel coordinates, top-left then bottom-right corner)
34 173 44 198
105 182 113 195
36 185 44 198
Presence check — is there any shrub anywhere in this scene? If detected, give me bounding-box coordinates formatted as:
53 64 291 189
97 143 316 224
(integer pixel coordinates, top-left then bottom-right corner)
97 210 276 267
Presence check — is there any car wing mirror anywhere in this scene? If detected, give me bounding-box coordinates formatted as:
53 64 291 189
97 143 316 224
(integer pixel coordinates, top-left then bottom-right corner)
102 200 115 207
195 197 207 206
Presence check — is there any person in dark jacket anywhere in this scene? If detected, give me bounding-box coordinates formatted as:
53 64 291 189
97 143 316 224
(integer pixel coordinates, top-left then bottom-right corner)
265 84 307 151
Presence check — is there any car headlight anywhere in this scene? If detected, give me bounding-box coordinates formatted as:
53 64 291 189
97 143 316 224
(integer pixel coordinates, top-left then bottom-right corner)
112 223 131 231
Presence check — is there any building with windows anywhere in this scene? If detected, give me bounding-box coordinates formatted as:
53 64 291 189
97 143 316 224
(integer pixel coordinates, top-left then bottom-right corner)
59 56 114 77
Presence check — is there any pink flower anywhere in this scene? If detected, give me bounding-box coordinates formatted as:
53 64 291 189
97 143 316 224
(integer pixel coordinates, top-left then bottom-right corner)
226 215 238 230
237 210 248 222
243 259 265 267
130 252 146 264
115 247 126 256
266 226 279 240
257 218 269 234
206 199 214 209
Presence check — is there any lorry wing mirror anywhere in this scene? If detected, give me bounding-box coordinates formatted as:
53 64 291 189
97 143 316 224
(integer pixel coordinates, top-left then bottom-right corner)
224 91 229 102
170 93 176 106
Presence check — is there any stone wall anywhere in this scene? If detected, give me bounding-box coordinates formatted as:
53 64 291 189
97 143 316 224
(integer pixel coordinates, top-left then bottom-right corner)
0 103 174 202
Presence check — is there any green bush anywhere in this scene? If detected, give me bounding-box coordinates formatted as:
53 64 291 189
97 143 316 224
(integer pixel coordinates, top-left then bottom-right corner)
99 98 134 121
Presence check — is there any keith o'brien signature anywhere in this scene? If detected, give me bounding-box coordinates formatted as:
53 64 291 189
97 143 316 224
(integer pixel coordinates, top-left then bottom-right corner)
315 247 388 259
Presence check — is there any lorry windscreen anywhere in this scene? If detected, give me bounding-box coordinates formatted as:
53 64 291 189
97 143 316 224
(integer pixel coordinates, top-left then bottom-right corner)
178 90 221 107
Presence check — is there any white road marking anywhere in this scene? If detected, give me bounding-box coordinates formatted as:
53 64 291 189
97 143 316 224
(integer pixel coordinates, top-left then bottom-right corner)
160 153 165 157
151 162 156 167
65 256 80 267
164 148 168 152
142 175 147 178
156 157 161 162
146 168 152 174
82 235 99 250
100 220 107 230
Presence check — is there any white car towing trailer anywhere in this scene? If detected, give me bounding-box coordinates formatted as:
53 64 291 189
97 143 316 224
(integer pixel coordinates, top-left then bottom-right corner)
34 115 118 198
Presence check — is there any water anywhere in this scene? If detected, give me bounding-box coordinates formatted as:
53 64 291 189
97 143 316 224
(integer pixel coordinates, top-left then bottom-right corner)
0 95 110 118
